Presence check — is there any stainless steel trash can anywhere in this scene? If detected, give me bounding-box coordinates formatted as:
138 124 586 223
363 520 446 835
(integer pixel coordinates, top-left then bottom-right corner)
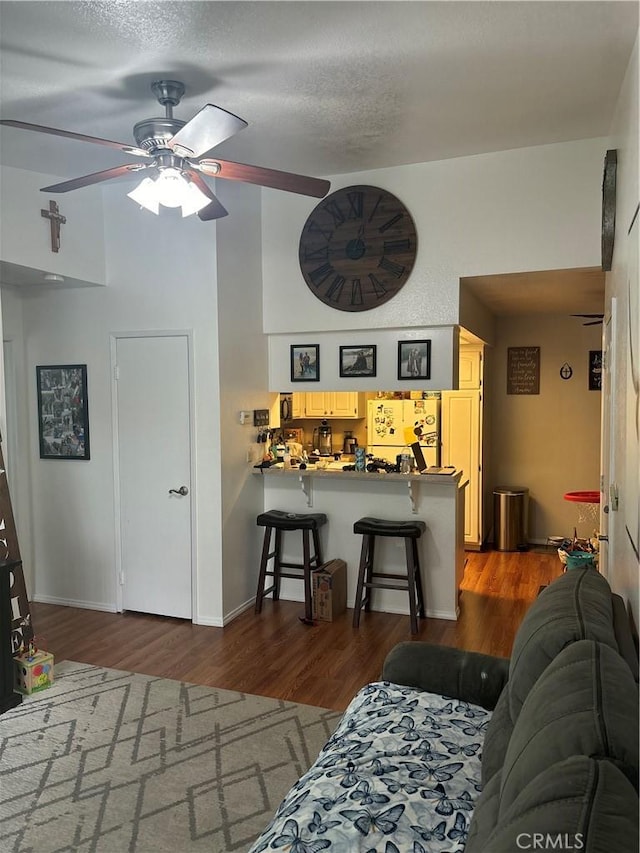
494 487 529 551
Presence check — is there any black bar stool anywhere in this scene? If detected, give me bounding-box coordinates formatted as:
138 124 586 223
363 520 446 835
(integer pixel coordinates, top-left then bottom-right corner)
352 516 426 634
255 510 327 623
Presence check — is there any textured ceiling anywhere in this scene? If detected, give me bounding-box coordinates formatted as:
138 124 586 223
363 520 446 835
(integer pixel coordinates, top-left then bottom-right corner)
0 1 635 312
0 1 636 179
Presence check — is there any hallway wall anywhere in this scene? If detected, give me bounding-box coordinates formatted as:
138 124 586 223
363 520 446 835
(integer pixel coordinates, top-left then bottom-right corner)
490 314 602 543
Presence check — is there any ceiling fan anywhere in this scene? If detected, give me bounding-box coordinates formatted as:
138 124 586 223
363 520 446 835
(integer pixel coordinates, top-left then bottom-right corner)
571 314 604 326
0 80 331 220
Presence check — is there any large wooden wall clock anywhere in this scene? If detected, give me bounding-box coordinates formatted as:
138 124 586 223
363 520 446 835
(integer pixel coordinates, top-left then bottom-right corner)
299 185 417 311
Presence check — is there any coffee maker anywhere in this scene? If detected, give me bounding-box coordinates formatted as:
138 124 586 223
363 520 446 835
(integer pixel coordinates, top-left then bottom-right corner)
313 420 333 456
343 430 358 455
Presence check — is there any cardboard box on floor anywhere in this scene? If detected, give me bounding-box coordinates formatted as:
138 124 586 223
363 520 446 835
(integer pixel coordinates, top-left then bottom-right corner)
312 559 347 621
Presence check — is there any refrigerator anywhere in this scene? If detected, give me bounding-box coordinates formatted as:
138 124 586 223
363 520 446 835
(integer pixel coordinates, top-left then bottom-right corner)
367 397 440 465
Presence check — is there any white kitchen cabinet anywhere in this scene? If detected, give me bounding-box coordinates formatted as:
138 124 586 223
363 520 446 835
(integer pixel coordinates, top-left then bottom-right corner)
459 345 483 389
304 392 329 418
329 392 365 418
292 392 305 419
441 389 483 549
304 392 365 418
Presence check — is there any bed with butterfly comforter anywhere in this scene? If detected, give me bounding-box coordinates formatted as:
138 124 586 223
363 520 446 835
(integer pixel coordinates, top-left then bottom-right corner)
249 569 640 853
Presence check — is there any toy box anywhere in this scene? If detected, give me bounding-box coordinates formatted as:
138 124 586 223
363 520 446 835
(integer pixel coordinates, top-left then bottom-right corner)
14 649 54 695
312 559 347 621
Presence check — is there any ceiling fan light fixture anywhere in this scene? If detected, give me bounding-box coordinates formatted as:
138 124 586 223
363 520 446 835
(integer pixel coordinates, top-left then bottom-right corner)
180 179 212 218
154 167 189 208
127 177 160 214
127 169 210 217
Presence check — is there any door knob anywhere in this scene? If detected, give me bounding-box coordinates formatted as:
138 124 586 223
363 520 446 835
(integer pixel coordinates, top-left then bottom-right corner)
169 486 189 496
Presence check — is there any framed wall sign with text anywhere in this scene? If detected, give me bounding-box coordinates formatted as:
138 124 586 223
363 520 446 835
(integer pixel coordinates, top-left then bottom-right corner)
507 347 540 395
589 350 603 390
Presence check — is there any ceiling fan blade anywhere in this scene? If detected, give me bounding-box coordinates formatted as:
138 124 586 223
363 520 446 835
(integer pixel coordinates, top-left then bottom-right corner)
583 320 603 326
186 170 228 221
0 119 150 158
196 158 330 198
169 104 247 159
41 163 153 193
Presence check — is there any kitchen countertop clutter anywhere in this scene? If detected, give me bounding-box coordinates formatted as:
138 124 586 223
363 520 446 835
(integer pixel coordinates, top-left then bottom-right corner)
254 462 461 480
253 463 465 516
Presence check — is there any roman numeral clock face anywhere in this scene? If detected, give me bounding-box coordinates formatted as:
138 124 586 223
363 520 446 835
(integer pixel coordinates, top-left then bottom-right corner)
298 185 418 311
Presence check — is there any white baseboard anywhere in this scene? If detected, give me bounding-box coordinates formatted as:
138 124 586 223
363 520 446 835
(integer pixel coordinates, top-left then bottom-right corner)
194 616 225 627
33 593 118 613
221 598 256 626
195 598 255 627
361 601 457 621
32 591 457 623
258 592 458 622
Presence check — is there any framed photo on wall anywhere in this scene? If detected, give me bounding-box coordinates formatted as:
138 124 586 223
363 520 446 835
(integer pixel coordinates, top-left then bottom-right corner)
36 364 90 459
290 345 320 382
397 340 431 380
339 345 377 378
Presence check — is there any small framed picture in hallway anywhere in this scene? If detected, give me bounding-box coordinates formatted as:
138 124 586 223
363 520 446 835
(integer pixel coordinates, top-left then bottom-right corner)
36 364 90 459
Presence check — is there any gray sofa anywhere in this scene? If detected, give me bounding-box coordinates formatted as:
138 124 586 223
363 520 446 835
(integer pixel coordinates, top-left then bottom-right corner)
250 568 639 852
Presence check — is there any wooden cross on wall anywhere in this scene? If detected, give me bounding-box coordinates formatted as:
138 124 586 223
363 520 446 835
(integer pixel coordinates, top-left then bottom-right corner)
41 199 66 253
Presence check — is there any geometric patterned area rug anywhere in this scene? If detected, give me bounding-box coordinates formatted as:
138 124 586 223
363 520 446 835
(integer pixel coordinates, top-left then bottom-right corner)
0 661 342 852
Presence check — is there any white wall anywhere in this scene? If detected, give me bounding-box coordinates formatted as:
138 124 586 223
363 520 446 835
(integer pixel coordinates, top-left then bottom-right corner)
0 166 106 284
490 314 602 543
268 326 456 391
606 34 640 627
262 139 606 335
215 180 272 621
8 184 226 622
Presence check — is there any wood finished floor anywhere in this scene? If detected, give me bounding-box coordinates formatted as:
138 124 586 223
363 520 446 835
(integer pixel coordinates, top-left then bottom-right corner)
30 548 563 712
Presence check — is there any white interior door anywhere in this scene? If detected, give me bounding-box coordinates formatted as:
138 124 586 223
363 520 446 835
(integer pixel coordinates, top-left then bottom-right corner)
441 390 481 546
114 334 193 618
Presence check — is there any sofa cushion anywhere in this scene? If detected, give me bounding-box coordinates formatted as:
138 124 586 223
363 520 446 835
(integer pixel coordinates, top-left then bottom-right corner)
507 568 618 721
499 640 638 815
463 770 501 853
474 756 639 853
479 688 513 788
466 639 639 852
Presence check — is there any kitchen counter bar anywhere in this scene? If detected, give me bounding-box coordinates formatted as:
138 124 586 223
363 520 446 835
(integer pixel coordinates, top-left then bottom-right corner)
254 466 463 515
254 466 466 621
254 466 463 482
